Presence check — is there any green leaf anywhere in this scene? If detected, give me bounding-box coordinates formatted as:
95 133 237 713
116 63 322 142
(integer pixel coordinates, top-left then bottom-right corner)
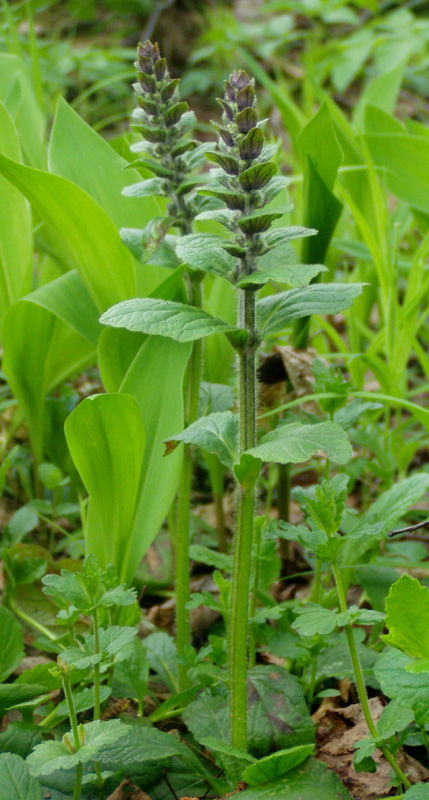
403 784 429 799
59 626 137 670
0 722 41 759
122 177 166 198
354 61 405 129
98 722 187 772
65 394 145 575
364 133 429 213
376 700 414 740
239 162 277 191
145 632 180 694
242 745 315 786
0 153 136 311
0 100 32 317
0 607 24 682
359 474 429 534
112 638 149 702
237 206 291 234
0 54 46 168
49 98 162 230
0 753 41 800
292 605 346 637
229 756 351 799
189 545 233 573
375 647 429 725
101 298 233 342
237 258 326 289
383 575 429 661
246 421 352 466
27 720 127 776
165 411 238 468
298 103 343 191
184 666 314 758
257 284 363 336
176 234 237 280
262 227 317 249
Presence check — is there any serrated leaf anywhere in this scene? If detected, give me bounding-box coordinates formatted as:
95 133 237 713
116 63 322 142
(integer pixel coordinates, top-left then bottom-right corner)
228 756 352 799
59 626 137 670
176 234 238 279
257 284 364 336
0 607 24 682
334 400 382 430
292 605 346 637
375 647 429 725
242 745 315 786
100 298 233 343
189 545 233 572
403 784 429 799
165 411 238 468
28 720 126 776
97 723 185 772
383 575 429 661
184 665 314 757
246 421 352 466
0 753 41 800
145 632 180 694
0 722 41 759
377 700 414 739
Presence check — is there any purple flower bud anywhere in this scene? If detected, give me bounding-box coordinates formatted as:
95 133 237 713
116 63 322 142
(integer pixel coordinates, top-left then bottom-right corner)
218 99 234 122
230 70 251 90
237 85 255 111
224 80 235 102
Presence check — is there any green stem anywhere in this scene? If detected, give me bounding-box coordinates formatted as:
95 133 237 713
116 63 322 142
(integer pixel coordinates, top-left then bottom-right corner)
11 602 65 647
277 463 291 562
175 277 203 691
92 613 104 799
332 563 411 790
229 288 258 750
62 671 84 800
249 521 262 669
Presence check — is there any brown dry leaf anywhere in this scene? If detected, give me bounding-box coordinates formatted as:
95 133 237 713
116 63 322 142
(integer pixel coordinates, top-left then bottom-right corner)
106 779 151 799
317 698 429 798
258 345 322 419
312 696 340 726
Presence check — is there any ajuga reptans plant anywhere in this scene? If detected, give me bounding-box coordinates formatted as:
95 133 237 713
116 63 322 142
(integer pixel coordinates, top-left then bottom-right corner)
126 41 212 688
102 62 366 749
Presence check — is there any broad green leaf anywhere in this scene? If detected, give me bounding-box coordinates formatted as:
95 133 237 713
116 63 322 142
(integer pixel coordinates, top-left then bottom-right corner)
98 723 185 772
354 61 405 129
316 631 378 686
403 785 429 799
0 153 136 310
176 234 237 280
237 256 326 288
0 684 51 718
112 638 149 702
292 605 346 637
122 177 166 198
101 298 233 342
23 271 101 344
364 133 429 213
184 666 314 757
359 474 429 533
3 301 95 461
189 545 233 573
257 284 363 336
383 575 429 661
28 720 126 776
116 337 190 582
298 103 343 191
165 411 238 469
377 701 414 739
0 607 24 682
230 757 351 799
65 394 145 574
242 745 315 786
0 754 40 800
0 54 46 168
50 685 111 723
0 100 32 316
49 98 162 229
363 104 405 135
145 632 180 695
375 647 429 725
246 421 352 465
262 227 317 249
0 722 41 759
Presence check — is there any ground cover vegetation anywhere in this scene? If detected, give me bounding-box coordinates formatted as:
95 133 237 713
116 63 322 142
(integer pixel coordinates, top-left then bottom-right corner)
2 1 429 798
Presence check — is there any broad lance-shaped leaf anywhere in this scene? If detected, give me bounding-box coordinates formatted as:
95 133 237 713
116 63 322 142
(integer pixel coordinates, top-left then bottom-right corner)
65 393 145 573
383 575 429 665
101 298 234 343
257 284 364 336
0 607 24 683
246 421 352 466
27 720 127 776
165 411 238 468
237 261 326 289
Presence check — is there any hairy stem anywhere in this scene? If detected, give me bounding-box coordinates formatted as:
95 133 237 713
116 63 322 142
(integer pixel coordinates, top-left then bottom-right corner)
176 277 203 691
229 288 258 750
62 672 83 800
332 563 411 789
